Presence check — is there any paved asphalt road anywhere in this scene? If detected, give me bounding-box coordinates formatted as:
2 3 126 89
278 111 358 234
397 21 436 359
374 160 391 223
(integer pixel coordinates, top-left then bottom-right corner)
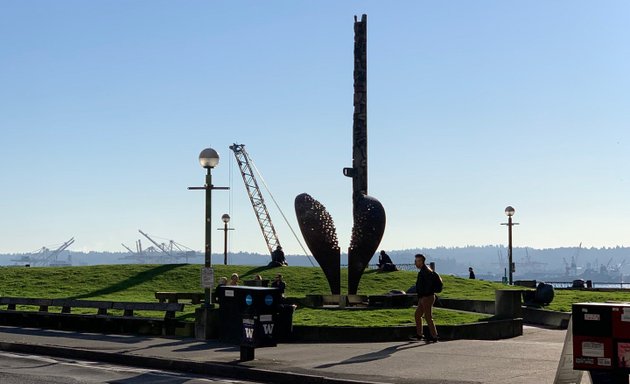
0 325 599 384
0 351 261 384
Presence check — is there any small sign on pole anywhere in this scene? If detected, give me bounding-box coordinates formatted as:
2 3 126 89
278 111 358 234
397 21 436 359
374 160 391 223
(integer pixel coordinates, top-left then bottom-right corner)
201 267 214 289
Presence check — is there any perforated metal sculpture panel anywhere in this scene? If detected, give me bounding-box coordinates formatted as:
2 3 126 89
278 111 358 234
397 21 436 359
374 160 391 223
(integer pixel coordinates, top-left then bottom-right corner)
348 194 386 294
294 193 341 294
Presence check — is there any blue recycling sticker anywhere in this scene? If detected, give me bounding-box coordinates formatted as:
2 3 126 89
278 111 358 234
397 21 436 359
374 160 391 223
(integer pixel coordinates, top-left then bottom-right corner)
265 294 273 306
245 294 253 306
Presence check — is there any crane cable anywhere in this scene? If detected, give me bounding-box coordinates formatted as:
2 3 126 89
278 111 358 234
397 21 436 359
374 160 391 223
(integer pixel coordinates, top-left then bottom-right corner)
248 157 316 267
227 150 234 264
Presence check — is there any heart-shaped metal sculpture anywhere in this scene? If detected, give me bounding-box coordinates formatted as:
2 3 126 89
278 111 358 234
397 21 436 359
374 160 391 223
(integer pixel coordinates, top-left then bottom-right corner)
348 194 386 294
294 193 341 294
294 15 386 296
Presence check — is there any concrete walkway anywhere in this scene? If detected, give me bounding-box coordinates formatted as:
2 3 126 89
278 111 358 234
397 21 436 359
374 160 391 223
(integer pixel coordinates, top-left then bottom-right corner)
0 325 590 384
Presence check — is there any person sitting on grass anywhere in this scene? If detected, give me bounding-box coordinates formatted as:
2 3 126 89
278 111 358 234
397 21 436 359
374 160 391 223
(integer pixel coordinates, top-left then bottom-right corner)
378 250 398 272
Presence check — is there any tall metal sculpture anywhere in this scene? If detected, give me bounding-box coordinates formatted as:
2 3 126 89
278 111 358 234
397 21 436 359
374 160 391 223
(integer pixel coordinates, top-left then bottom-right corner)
344 14 386 294
295 14 385 295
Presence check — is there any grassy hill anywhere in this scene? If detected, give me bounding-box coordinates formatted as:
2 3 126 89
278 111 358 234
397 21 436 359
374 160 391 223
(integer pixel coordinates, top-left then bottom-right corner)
0 264 622 326
0 263 506 300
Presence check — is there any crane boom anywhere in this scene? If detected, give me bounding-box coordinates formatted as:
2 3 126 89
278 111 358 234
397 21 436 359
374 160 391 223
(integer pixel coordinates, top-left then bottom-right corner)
45 237 75 264
138 230 173 257
121 243 136 254
229 143 281 255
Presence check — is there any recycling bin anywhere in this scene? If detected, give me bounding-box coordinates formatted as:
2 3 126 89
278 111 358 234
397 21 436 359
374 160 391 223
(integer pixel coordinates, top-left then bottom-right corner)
217 286 281 344
275 304 297 342
241 312 276 348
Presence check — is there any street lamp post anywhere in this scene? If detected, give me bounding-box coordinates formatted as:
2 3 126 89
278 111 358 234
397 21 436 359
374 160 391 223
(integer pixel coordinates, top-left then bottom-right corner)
501 206 519 285
218 213 234 265
188 148 229 308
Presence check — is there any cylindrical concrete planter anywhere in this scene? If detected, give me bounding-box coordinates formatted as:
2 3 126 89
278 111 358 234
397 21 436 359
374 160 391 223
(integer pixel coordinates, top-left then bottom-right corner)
495 290 523 319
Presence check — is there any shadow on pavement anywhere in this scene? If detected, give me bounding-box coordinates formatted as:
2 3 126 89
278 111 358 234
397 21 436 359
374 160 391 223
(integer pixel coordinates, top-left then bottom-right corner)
1 327 144 345
110 372 192 384
314 341 429 368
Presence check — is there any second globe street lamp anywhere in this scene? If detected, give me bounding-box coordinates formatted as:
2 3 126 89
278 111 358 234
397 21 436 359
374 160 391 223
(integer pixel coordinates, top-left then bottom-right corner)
501 206 519 285
218 213 234 265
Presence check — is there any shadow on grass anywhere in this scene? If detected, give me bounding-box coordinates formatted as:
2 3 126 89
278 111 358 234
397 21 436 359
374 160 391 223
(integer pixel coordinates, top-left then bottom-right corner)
363 268 401 275
240 265 277 279
68 264 186 300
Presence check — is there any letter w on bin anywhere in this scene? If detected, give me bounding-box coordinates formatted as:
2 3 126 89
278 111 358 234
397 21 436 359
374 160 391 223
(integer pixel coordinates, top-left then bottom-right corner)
239 287 280 348
242 313 276 348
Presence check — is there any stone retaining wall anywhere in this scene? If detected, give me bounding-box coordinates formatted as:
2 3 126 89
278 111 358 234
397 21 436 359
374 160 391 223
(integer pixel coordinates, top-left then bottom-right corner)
292 318 522 342
436 298 495 314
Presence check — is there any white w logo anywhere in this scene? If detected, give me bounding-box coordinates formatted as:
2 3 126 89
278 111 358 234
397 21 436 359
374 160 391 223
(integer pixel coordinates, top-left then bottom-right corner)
244 327 254 339
262 323 274 335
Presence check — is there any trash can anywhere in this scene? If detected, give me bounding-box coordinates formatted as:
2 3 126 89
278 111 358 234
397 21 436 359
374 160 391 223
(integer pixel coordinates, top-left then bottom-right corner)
241 312 276 348
276 304 296 342
217 286 281 344
495 289 522 319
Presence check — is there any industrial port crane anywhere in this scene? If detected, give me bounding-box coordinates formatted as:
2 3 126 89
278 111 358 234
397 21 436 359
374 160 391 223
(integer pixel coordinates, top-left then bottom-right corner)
138 229 175 259
229 143 281 257
121 231 196 264
12 237 75 266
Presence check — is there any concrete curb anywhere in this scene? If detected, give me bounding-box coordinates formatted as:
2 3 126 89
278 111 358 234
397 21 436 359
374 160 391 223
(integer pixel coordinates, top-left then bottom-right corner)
522 306 571 328
0 341 387 384
437 297 571 330
292 318 522 342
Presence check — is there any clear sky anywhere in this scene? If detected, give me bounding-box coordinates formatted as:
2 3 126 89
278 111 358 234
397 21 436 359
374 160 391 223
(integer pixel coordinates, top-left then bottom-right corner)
2 1 629 256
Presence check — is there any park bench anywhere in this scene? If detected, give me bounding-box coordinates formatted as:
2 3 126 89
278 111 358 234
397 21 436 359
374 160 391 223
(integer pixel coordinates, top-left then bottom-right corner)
111 301 183 318
0 297 185 336
155 291 205 304
52 298 114 315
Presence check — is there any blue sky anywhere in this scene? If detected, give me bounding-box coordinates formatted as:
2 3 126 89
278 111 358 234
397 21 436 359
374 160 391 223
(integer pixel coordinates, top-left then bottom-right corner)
1 1 629 256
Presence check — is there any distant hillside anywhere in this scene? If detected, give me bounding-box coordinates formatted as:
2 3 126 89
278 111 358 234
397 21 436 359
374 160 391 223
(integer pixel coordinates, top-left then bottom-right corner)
1 245 629 279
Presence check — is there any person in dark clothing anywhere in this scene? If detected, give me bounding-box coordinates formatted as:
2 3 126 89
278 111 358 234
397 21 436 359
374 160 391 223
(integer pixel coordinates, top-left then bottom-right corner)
378 250 397 271
271 273 286 297
469 267 476 279
410 254 438 342
378 250 393 267
268 246 288 267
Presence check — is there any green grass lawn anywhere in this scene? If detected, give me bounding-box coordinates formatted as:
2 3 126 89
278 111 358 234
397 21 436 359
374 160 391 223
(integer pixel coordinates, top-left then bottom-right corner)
0 263 625 326
293 307 493 327
545 289 630 312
